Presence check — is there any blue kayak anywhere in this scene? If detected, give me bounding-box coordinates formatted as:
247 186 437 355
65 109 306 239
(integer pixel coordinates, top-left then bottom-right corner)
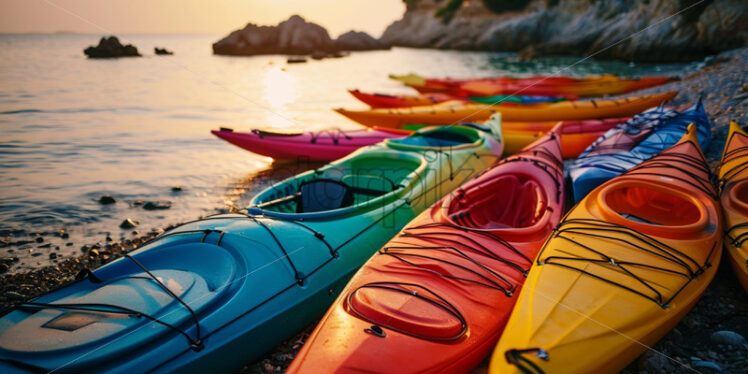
0 126 503 373
569 101 710 203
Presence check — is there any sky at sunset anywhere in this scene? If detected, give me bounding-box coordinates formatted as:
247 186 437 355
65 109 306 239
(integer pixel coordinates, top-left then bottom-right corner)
0 0 406 37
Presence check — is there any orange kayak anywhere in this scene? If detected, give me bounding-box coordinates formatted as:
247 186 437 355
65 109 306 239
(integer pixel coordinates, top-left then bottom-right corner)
335 92 677 128
461 76 673 98
499 117 628 157
718 121 748 291
288 126 565 374
490 124 721 374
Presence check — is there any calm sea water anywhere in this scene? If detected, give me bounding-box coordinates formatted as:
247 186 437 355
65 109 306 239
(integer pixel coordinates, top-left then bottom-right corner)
0 34 701 272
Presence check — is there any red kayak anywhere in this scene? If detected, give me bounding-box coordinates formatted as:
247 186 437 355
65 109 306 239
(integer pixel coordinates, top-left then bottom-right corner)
392 74 674 98
348 89 568 109
287 126 565 374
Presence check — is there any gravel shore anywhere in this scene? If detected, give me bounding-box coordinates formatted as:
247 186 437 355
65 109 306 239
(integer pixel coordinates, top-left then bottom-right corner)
1 47 746 373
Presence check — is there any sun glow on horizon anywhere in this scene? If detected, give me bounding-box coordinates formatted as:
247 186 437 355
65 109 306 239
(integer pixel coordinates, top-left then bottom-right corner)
0 0 406 38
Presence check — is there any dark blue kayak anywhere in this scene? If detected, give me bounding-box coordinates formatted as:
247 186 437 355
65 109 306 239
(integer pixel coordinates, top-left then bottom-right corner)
570 101 710 203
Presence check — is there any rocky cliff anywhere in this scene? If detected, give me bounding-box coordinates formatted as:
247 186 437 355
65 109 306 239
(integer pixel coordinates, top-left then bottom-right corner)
213 15 389 56
381 0 747 62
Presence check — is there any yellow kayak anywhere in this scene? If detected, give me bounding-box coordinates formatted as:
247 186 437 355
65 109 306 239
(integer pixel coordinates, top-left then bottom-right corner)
335 92 677 128
490 124 722 374
719 121 748 291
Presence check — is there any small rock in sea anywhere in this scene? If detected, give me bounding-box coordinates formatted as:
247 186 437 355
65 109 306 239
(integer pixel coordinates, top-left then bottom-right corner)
0 262 9 273
98 195 116 204
35 236 44 243
84 36 141 58
132 230 139 236
105 235 113 242
66 242 73 246
49 253 57 260
120 218 139 229
154 47 173 55
3 291 24 301
742 82 748 93
31 253 42 257
710 330 747 346
59 230 69 239
89 248 99 257
143 201 171 210
171 186 182 192
133 200 145 206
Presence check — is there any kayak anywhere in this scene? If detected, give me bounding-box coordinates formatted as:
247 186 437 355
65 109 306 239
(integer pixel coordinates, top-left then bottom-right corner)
483 116 628 158
570 101 709 203
719 121 748 291
348 89 564 109
335 92 677 128
389 73 674 98
0 126 502 374
287 126 565 374
460 76 673 98
490 124 721 374
211 127 410 162
212 117 626 162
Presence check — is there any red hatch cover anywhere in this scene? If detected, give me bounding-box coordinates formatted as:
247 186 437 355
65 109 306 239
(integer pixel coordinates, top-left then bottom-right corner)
348 284 465 341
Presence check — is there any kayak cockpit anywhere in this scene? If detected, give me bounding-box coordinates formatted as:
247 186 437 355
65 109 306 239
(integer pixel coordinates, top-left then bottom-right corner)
596 180 708 237
386 126 485 150
446 174 548 230
250 151 426 217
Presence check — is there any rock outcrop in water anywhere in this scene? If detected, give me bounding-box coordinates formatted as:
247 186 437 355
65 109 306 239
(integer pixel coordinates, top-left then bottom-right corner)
212 15 389 57
334 31 390 51
83 36 141 58
381 0 747 62
154 47 173 55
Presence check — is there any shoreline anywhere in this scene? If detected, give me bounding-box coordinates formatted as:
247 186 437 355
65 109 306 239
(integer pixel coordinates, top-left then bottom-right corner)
1 46 746 373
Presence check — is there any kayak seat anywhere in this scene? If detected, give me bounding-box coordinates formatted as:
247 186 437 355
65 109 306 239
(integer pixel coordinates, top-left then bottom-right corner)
449 175 546 229
396 128 477 147
604 185 701 226
342 174 395 204
298 179 354 213
252 129 304 137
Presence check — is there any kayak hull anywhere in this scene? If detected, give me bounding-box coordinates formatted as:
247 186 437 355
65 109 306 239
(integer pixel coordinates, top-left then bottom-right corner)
211 128 406 161
349 89 564 109
394 74 673 98
718 121 748 292
335 93 677 128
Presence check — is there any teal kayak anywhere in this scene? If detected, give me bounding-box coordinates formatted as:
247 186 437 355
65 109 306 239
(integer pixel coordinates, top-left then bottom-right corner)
0 126 502 373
